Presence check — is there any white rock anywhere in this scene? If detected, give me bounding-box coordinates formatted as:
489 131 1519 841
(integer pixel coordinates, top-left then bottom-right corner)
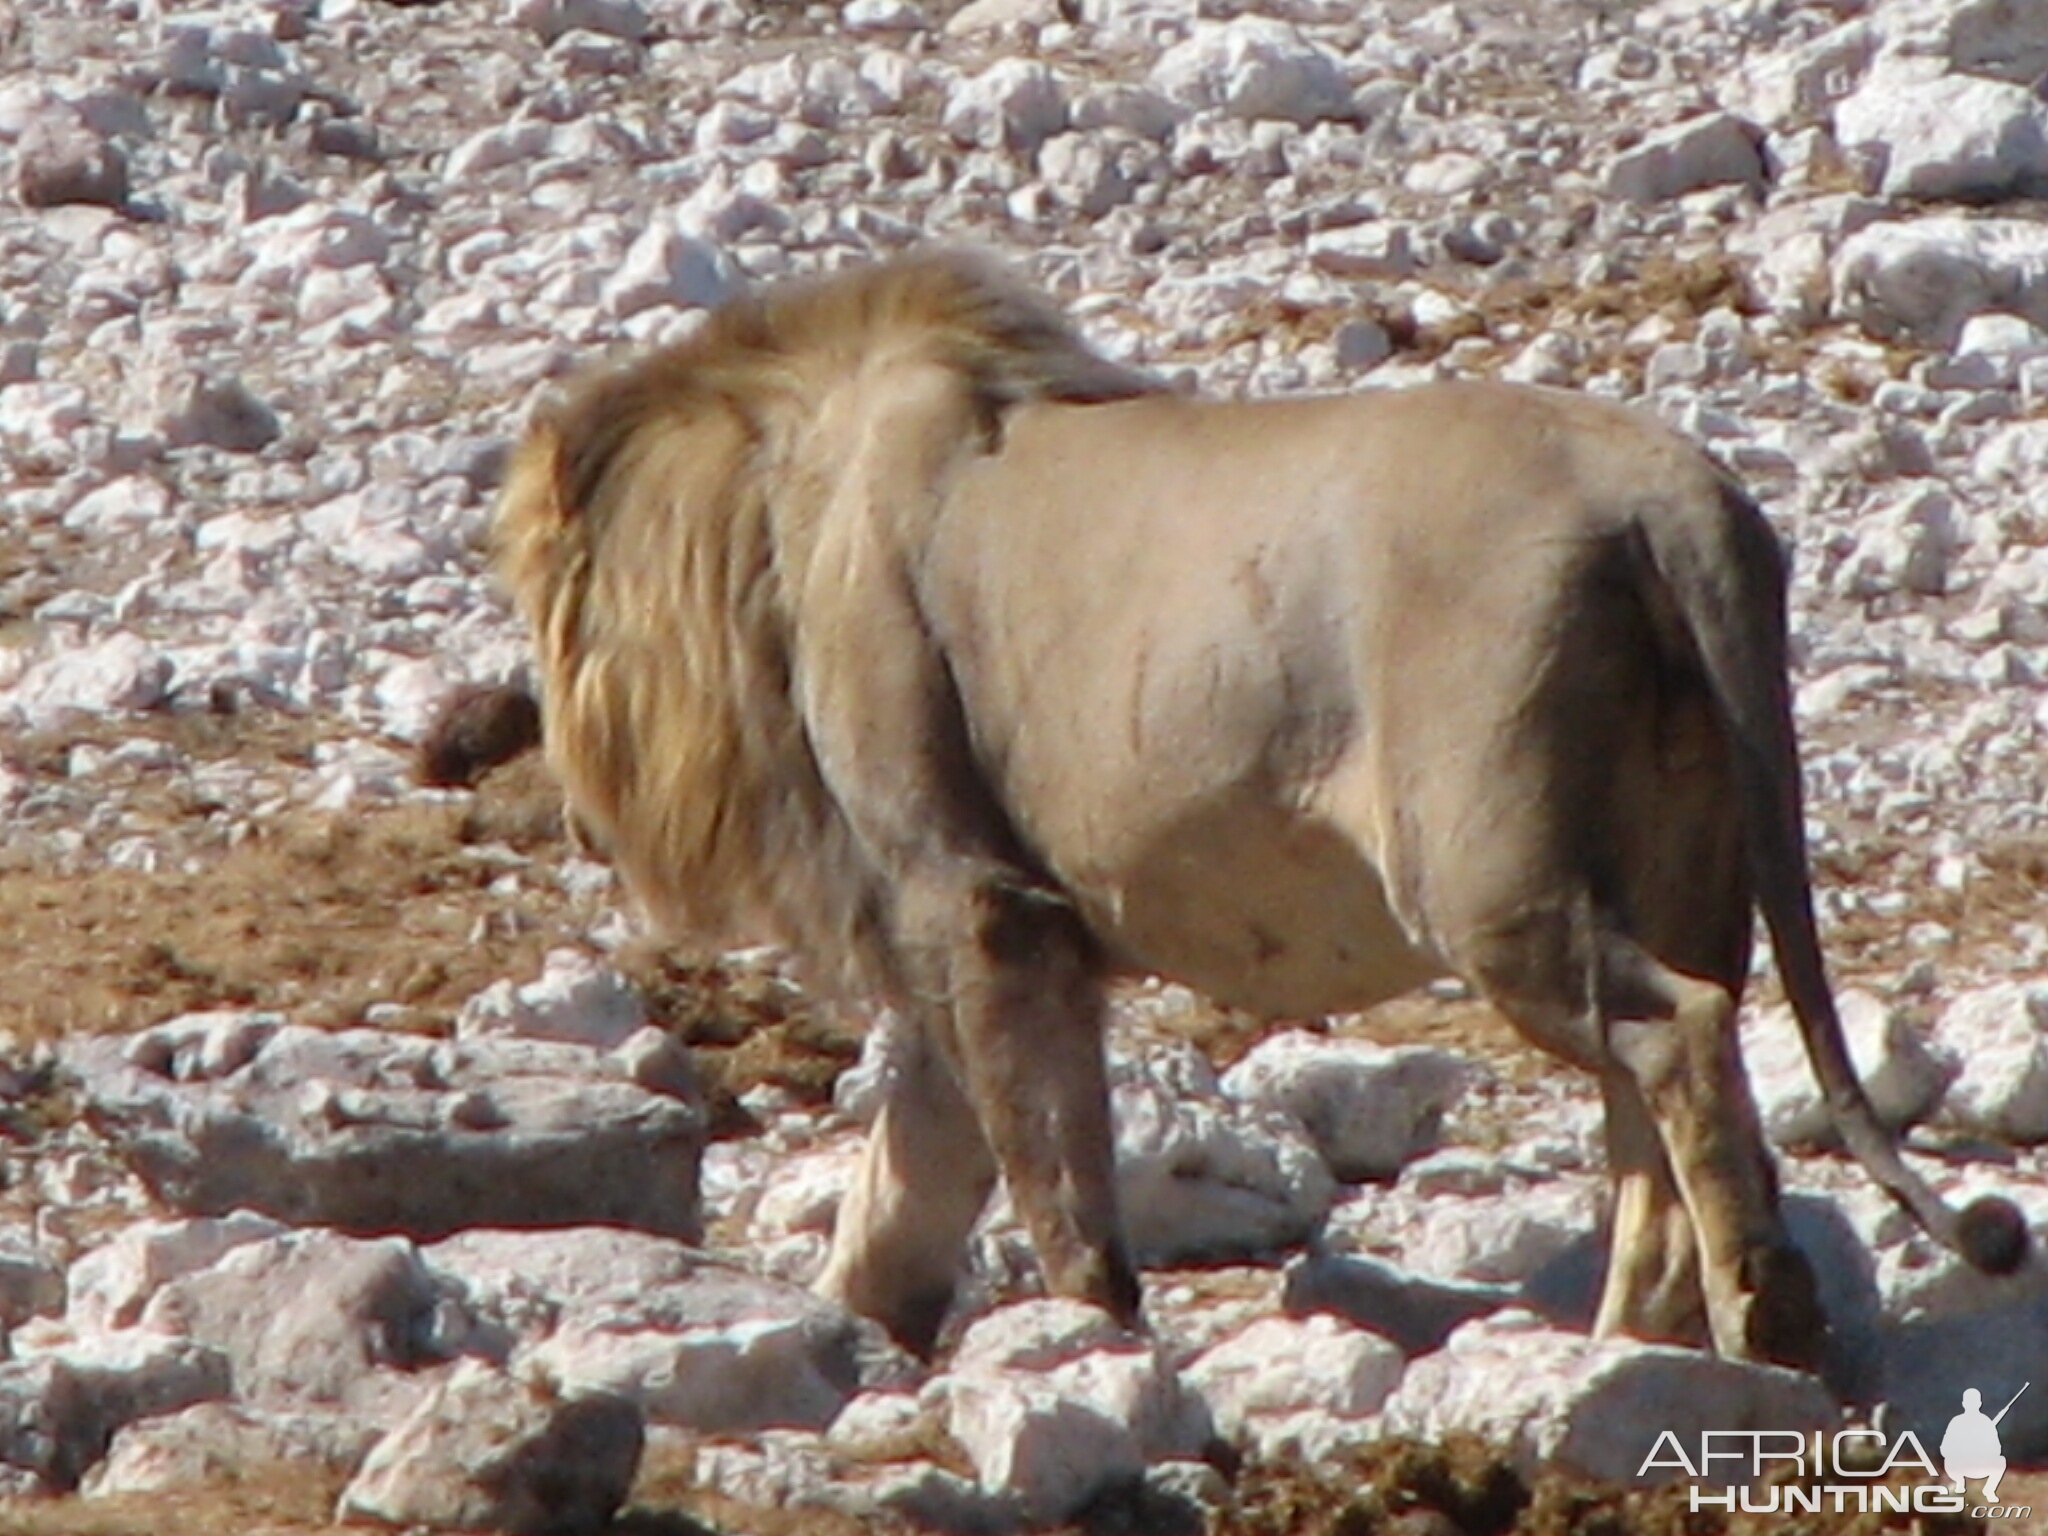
0 1336 231 1493
1724 19 1876 129
1038 130 1156 217
1072 82 1180 141
602 220 737 319
1931 983 2048 1142
1114 1061 1335 1266
944 0 1063 34
945 1369 1145 1525
86 1402 377 1493
66 1213 287 1333
830 1008 913 1126
244 204 390 287
1835 71 2048 202
1954 311 2048 376
162 374 281 453
1378 1311 1834 1485
65 1024 707 1242
0 1235 64 1332
0 381 93 464
1876 0 2048 86
1503 332 1582 386
551 27 643 74
1183 1313 1402 1449
1151 17 1354 126
60 476 174 535
444 120 559 183
1305 222 1418 280
843 0 927 31
369 656 463 743
1398 1180 1602 1286
954 1299 1141 1375
1743 989 1957 1148
1832 215 2048 347
691 1431 839 1509
456 950 649 1050
510 0 650 42
1836 484 1963 598
339 1358 643 1534
1043 1345 1210 1462
2 634 173 731
942 59 1069 155
138 1230 451 1411
825 1388 927 1447
948 1300 1207 1462
1281 1252 1513 1355
526 1314 857 1433
1605 111 1765 204
748 1144 858 1242
1080 0 1194 42
14 101 128 210
1222 1034 1472 1182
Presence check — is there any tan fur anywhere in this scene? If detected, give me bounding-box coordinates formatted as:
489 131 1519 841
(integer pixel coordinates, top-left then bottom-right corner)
495 250 2020 1362
496 251 1160 991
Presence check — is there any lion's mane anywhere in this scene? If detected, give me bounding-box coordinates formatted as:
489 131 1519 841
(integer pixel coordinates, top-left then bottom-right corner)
494 250 1160 991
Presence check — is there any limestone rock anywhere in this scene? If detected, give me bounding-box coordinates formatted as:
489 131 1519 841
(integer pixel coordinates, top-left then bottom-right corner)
14 101 128 209
1183 1312 1403 1455
86 1401 379 1493
65 1212 287 1332
1221 1033 1473 1182
945 1369 1145 1526
138 1229 454 1412
1742 988 1956 1148
1832 214 2048 346
0 1233 65 1332
1281 1252 1513 1355
1606 111 1765 204
1151 17 1355 127
1931 983 2048 1142
0 1336 229 1493
338 1358 643 1535
1114 1051 1335 1265
1378 1311 1835 1485
1835 72 2048 202
455 949 650 1050
64 1020 706 1241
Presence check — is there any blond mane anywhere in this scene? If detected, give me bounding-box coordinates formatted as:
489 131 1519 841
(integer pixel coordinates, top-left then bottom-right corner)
494 250 1161 990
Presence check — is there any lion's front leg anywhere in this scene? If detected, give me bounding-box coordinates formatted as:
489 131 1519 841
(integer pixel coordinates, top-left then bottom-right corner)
945 876 1141 1328
815 1010 998 1357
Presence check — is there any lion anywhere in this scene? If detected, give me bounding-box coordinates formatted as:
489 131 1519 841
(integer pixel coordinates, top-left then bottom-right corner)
494 249 2025 1365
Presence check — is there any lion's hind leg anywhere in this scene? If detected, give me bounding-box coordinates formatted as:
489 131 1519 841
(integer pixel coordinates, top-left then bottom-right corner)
1455 907 1822 1368
814 1010 999 1357
1598 937 1823 1367
1594 1069 1706 1348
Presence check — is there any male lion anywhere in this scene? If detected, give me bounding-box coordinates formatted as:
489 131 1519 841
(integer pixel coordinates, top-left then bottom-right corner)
495 250 2024 1366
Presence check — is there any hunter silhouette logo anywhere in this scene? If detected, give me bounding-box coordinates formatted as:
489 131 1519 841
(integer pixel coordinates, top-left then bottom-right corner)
1944 1384 2028 1505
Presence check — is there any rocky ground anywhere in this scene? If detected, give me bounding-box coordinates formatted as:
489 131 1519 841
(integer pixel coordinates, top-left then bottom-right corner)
4 0 2048 1531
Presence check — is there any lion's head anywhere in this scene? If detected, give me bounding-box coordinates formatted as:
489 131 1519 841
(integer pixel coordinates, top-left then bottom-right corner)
494 250 1159 990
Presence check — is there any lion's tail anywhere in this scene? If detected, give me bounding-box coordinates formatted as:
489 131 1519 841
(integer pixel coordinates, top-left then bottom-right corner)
1639 478 2028 1277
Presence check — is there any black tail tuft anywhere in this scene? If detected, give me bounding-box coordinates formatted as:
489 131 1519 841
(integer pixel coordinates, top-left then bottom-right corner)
1957 1194 2032 1276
